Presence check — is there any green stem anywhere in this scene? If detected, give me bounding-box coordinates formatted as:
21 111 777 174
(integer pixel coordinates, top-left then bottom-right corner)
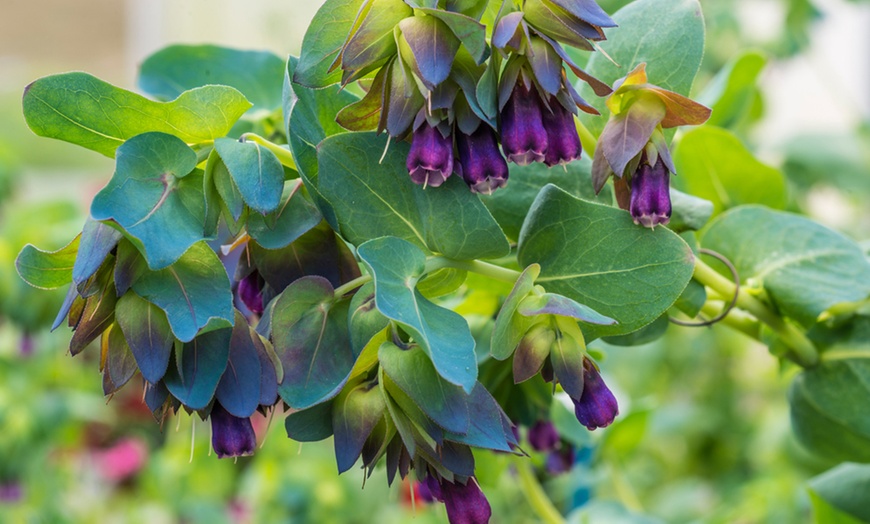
699 301 761 340
692 258 818 367
334 274 372 297
241 133 297 170
514 457 565 524
425 257 523 283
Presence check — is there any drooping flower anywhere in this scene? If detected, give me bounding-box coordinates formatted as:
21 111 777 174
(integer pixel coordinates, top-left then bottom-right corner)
500 81 548 166
527 420 560 452
418 475 443 503
440 477 492 524
455 124 509 194
541 98 582 166
210 402 256 459
237 271 264 315
407 122 454 188
545 445 576 475
572 358 618 430
629 154 672 228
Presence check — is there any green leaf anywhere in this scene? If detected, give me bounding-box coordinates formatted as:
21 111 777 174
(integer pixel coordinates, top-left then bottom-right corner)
702 206 870 328
70 262 117 356
23 72 251 157
518 185 695 338
517 292 616 325
399 16 461 90
213 138 284 215
673 126 787 216
103 324 138 395
115 292 174 384
808 491 865 524
333 381 386 474
293 0 366 88
809 463 870 523
697 51 767 130
490 264 543 361
318 132 510 260
73 219 123 290
602 313 669 346
578 0 705 136
164 327 232 410
668 188 714 233
348 282 390 355
417 268 468 299
357 237 478 392
16 235 79 290
91 132 205 270
379 342 470 434
285 401 335 442
418 8 487 63
271 276 356 410
131 241 234 343
789 358 870 462
215 311 263 418
247 181 323 250
138 44 286 111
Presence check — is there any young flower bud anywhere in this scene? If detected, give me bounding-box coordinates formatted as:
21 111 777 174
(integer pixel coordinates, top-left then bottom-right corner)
629 155 672 228
419 475 443 503
455 125 509 194
572 359 618 431
500 82 548 166
407 122 454 188
545 445 576 475
527 420 560 452
440 477 492 524
237 271 264 315
541 98 582 166
210 402 256 459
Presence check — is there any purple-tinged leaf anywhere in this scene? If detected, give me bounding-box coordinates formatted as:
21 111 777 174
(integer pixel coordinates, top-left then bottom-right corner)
549 317 586 401
513 323 554 384
102 324 138 395
336 66 388 132
492 12 525 50
597 94 666 177
517 293 616 325
533 30 611 97
52 284 77 332
418 8 487 63
144 380 170 417
215 310 263 418
333 381 386 473
523 0 595 51
386 58 425 137
285 401 335 442
73 218 122 291
445 383 514 452
164 327 232 410
349 282 389 355
116 292 175 384
70 260 116 356
113 239 147 297
550 0 616 27
399 16 461 90
491 264 541 361
528 37 563 95
252 332 279 406
342 0 411 78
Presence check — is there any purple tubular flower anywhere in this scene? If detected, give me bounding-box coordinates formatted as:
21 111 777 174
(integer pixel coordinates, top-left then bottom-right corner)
440 478 492 524
572 359 619 431
407 123 454 187
455 125 509 194
542 98 582 166
210 403 256 459
500 82 548 166
419 476 443 503
527 420 560 452
545 446 576 475
237 271 264 315
630 156 672 228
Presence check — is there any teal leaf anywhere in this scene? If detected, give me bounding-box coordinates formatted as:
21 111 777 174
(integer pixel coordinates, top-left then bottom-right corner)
91 132 205 270
73 219 122 290
418 8 487 63
491 264 540 360
23 72 251 157
285 401 335 442
115 291 174 384
16 235 79 290
517 293 616 325
518 185 695 338
357 236 478 392
673 126 787 216
444 383 514 452
318 132 510 260
293 0 365 88
702 206 870 328
271 276 356 410
399 16 461 90
164 327 232 410
246 181 323 250
113 239 148 297
214 137 284 215
348 282 390 355
379 342 470 435
139 44 285 111
333 381 386 474
103 325 138 395
809 463 870 523
215 311 263 418
131 241 234 343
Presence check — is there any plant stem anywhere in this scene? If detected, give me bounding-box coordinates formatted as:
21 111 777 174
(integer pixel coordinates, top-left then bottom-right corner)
692 258 818 367
241 133 298 170
334 274 372 297
425 257 523 283
699 301 761 340
514 457 565 524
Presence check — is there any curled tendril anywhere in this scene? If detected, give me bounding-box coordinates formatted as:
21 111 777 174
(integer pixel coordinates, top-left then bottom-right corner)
669 248 740 328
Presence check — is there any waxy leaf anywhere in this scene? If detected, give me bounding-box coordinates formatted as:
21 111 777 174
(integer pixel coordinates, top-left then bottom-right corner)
491 264 541 360
144 381 170 418
16 235 79 290
139 44 285 111
113 239 147 297
357 237 478 392
271 276 356 410
103 324 138 395
444 383 515 452
341 0 411 82
252 333 279 406
673 126 787 216
349 282 390 354
598 94 666 177
333 381 386 474
115 292 174 384
336 67 388 132
131 242 234 343
215 311 263 418
809 463 870 522
385 58 426 136
164 327 232 410
399 16 461 90
517 293 616 325
214 138 284 215
318 132 509 261
73 219 122 291
549 0 616 28
246 181 323 250
379 342 470 434
518 185 695 338
23 72 251 157
293 0 365 87
702 206 870 328
91 132 204 270
528 37 563 95
70 261 116 356
285 401 335 442
418 8 487 63
548 317 586 401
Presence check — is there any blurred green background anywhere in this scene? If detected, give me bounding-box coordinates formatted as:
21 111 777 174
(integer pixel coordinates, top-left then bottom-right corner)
1 0 869 522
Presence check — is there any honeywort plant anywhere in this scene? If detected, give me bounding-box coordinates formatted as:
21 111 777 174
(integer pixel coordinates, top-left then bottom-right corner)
14 0 870 522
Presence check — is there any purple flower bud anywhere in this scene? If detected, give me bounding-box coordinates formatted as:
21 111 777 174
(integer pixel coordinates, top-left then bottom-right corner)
542 98 582 167
440 477 492 524
527 420 560 452
238 271 264 315
419 475 443 503
407 123 454 188
455 125 509 194
545 446 576 475
572 359 618 431
630 155 671 228
210 402 256 459
500 82 548 166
